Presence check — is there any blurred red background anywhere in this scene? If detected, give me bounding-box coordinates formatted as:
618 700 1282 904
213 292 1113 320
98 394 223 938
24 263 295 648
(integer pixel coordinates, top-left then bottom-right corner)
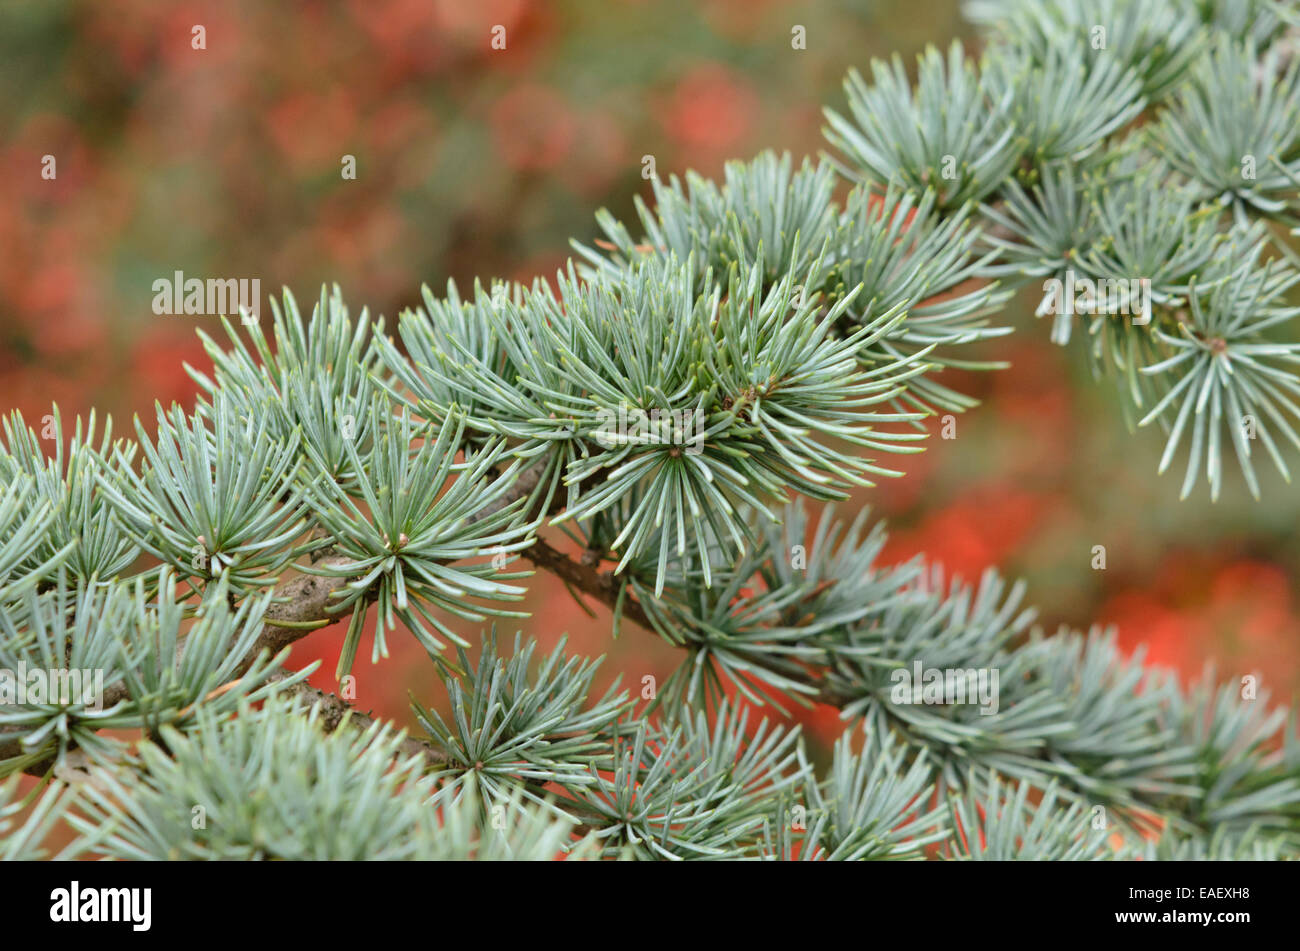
2 0 1297 767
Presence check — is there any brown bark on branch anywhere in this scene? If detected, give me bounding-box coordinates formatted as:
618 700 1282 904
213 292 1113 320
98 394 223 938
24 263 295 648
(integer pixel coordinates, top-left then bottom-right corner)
523 535 653 632
2 454 624 776
4 557 356 774
272 678 448 767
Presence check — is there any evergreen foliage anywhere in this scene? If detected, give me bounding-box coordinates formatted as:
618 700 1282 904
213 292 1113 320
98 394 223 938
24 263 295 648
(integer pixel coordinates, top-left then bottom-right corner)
2 0 1300 860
